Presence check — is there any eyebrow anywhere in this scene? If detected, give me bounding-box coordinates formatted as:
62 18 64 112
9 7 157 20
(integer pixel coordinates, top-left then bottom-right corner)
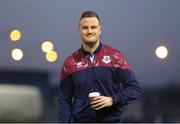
81 25 98 28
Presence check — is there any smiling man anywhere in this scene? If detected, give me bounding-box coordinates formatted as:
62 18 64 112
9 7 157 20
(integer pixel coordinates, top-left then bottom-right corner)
58 10 142 123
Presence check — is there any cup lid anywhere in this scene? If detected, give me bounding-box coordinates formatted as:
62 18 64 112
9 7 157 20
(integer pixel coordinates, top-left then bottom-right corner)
88 92 100 97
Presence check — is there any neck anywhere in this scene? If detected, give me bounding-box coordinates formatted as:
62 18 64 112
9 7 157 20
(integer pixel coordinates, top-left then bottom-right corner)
83 41 100 54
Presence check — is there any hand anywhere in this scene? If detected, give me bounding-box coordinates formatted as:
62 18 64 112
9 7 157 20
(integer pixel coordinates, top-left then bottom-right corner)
90 96 113 110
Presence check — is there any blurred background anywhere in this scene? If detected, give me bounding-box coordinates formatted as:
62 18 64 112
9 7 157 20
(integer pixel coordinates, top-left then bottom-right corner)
0 0 180 122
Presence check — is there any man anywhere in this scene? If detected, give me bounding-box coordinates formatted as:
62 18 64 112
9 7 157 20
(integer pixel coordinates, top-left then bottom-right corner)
59 10 142 123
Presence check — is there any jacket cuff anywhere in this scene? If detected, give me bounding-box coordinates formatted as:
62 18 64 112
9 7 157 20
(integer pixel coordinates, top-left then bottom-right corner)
112 95 120 105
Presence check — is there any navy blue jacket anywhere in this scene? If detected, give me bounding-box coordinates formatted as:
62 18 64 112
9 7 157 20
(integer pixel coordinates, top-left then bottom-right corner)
59 43 142 122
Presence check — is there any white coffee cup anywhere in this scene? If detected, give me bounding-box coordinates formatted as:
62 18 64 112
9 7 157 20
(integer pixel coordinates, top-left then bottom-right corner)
88 92 100 102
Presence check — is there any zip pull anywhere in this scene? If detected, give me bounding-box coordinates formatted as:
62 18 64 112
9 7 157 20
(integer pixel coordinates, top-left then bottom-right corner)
89 53 95 63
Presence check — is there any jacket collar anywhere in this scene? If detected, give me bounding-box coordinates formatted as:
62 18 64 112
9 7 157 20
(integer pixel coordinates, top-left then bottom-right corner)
81 42 102 56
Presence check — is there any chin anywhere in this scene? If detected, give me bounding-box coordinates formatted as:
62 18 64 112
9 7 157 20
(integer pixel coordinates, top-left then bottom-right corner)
83 40 98 46
84 38 98 43
84 40 97 43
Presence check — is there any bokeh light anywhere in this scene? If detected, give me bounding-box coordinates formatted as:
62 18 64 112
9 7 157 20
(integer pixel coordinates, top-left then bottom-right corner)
11 48 24 61
155 46 168 59
41 41 54 53
10 29 22 41
45 50 58 62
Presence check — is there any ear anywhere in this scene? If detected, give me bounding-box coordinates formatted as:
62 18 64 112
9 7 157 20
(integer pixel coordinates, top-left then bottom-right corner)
99 25 102 34
77 25 80 33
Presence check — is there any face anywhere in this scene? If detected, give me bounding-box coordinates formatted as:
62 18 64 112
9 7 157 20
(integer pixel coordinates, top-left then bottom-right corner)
79 17 102 45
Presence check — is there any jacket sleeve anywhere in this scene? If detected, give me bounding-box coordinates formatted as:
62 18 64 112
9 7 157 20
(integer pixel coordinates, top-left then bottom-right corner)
112 69 142 106
111 51 142 106
58 63 74 123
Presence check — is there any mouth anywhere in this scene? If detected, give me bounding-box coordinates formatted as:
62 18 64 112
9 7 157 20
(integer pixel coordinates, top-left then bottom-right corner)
87 36 93 39
87 35 95 38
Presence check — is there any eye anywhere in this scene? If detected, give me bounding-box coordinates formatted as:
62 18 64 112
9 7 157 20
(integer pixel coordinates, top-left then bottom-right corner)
81 26 88 29
91 26 97 29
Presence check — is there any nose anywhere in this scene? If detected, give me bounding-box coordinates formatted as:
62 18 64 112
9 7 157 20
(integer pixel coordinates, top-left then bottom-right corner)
87 28 92 34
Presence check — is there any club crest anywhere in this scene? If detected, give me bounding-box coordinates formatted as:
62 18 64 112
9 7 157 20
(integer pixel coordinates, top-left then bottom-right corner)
102 55 111 64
